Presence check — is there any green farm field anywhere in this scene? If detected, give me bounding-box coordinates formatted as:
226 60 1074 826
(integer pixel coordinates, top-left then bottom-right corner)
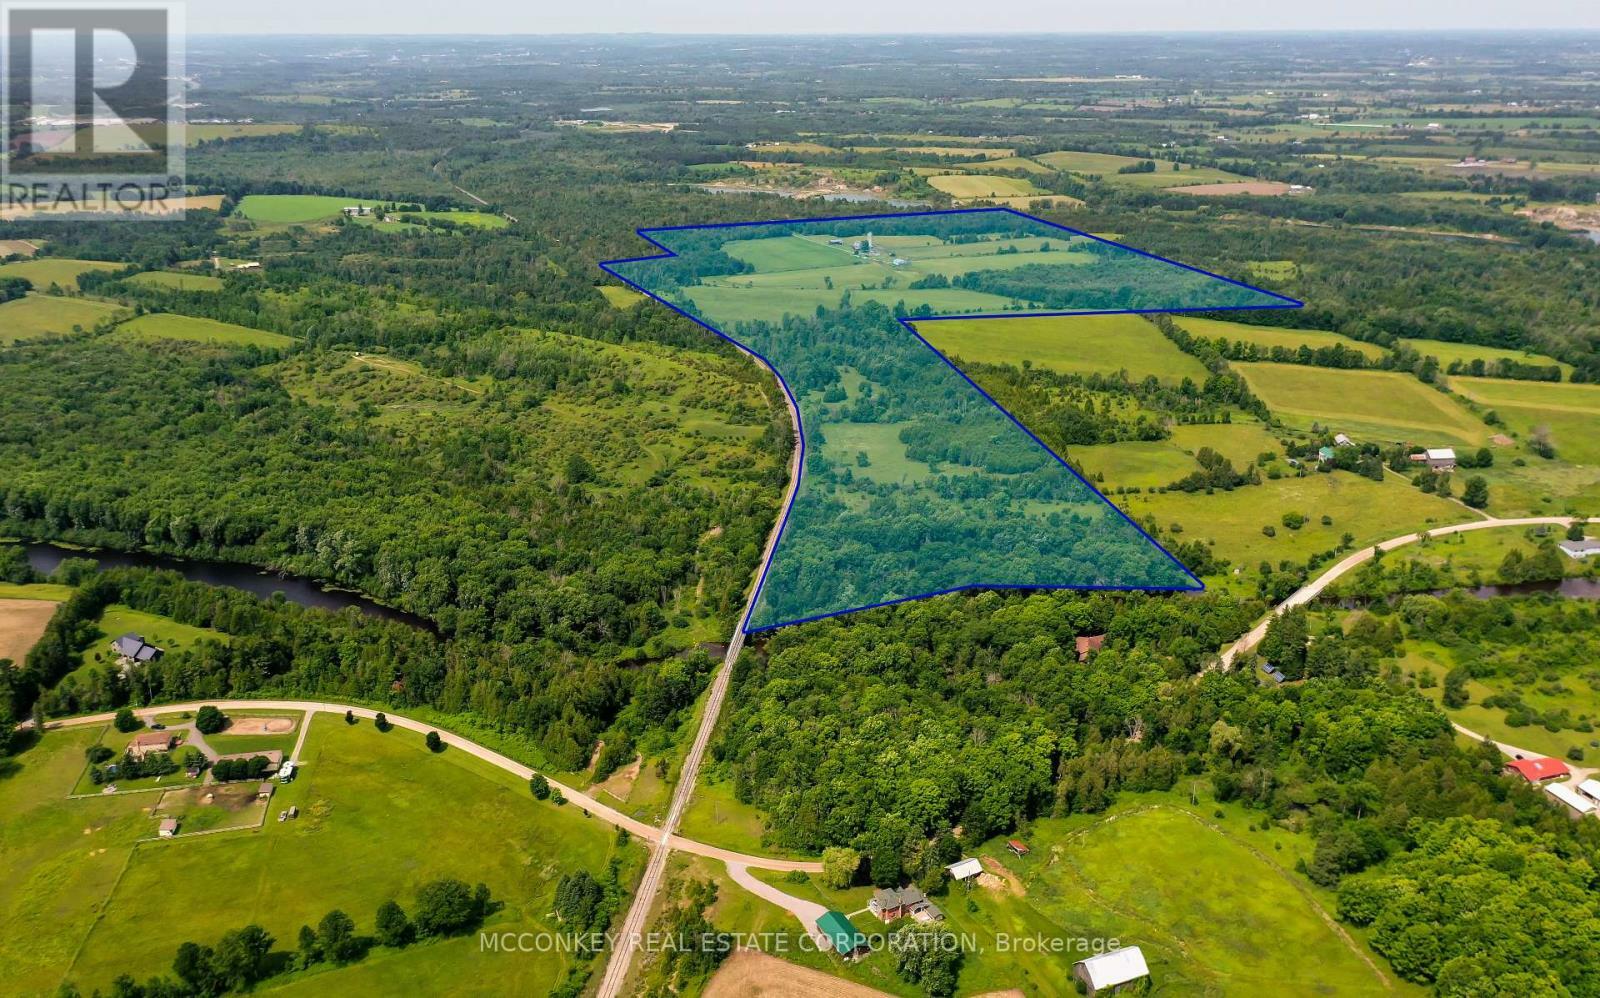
918 313 1210 383
1032 150 1247 188
125 271 225 292
0 295 126 343
1237 363 1490 448
927 174 1046 199
0 259 124 291
1068 421 1285 490
112 313 296 349
1117 471 1469 574
1403 644 1600 762
1404 337 1570 378
0 713 642 996
235 194 370 224
1450 377 1600 466
1176 316 1389 361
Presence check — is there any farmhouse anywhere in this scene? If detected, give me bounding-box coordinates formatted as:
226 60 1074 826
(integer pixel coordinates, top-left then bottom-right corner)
1317 446 1337 463
1558 538 1600 559
1073 946 1150 996
1505 757 1569 783
1076 634 1106 661
1408 447 1456 471
158 818 179 838
127 731 175 759
1546 782 1595 816
946 857 983 882
111 633 163 663
815 911 868 960
870 885 932 922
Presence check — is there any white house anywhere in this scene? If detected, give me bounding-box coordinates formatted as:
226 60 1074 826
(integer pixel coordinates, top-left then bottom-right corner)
1558 538 1600 559
946 858 983 882
1074 946 1150 996
1546 783 1595 816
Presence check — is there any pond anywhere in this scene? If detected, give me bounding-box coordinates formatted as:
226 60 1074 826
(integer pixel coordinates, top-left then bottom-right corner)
18 541 433 629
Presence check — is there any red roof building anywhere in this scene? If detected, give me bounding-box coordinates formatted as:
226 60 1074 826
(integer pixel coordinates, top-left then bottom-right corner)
1505 757 1569 783
1075 634 1106 662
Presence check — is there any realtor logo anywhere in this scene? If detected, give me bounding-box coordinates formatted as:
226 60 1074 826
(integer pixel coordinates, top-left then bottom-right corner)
2 1 185 218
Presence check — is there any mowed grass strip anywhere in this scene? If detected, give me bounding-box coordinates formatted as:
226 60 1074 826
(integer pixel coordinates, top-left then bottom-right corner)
0 295 126 343
1236 362 1490 447
1176 316 1389 361
112 313 294 349
0 259 124 291
61 714 636 994
918 313 1210 383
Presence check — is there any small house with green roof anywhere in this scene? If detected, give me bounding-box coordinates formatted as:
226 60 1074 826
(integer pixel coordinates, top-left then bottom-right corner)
815 910 868 960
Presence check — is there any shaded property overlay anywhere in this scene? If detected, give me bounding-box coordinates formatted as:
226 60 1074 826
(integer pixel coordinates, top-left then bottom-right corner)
601 208 1300 630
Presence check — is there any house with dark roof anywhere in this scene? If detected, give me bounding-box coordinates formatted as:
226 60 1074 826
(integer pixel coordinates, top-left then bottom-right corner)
869 885 931 922
111 633 163 663
128 731 175 759
1559 538 1600 559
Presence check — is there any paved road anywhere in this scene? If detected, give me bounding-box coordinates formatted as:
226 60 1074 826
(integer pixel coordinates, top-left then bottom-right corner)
594 353 807 998
34 700 821 873
1219 516 1596 670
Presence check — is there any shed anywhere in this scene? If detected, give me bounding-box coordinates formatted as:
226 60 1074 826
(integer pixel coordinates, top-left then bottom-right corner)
1074 946 1150 996
1006 839 1030 857
946 857 983 882
1579 778 1600 803
1546 783 1595 816
815 910 867 959
1334 433 1353 447
1423 447 1456 470
158 818 179 838
257 782 274 802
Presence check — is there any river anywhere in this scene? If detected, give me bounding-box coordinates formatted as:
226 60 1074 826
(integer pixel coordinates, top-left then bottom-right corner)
17 541 432 629
1320 576 1600 609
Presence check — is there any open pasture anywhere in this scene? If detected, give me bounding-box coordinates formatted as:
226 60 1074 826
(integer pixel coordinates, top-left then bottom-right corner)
125 271 225 293
1402 337 1570 378
918 313 1211 383
0 296 125 343
1176 316 1389 361
0 259 123 291
111 313 295 349
927 174 1046 199
1450 377 1600 466
1236 363 1490 448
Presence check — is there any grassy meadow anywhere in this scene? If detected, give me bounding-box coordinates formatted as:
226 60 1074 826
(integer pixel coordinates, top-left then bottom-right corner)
1176 315 1389 361
1450 377 1600 466
918 313 1210 383
0 295 126 343
0 259 125 291
112 313 295 349
1236 363 1490 448
126 271 225 293
0 713 642 997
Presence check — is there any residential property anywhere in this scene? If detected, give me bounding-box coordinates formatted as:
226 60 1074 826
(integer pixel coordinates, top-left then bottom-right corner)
1076 634 1106 662
1074 946 1150 996
870 885 932 922
1333 433 1353 446
1006 839 1030 857
1578 778 1600 803
1317 445 1337 463
1546 782 1595 816
127 731 175 759
158 818 179 838
111 633 163 663
1505 757 1569 783
946 857 983 882
1262 664 1286 684
1408 447 1456 471
1558 538 1600 559
815 910 868 959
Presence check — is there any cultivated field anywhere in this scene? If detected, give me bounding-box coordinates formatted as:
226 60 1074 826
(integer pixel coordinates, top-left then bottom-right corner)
926 174 1046 199
0 296 126 343
1175 316 1389 361
1236 363 1490 448
0 713 640 996
918 313 1211 383
0 597 58 663
112 313 295 349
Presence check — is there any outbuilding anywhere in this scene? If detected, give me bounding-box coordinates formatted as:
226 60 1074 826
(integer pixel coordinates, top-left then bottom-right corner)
1505 757 1569 783
1074 946 1150 996
1546 783 1595 816
946 857 983 882
158 818 179 838
1558 538 1600 559
1579 778 1600 803
815 911 868 960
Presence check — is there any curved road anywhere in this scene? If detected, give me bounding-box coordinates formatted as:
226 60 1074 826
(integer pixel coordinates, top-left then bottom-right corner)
1219 516 1596 670
35 700 821 873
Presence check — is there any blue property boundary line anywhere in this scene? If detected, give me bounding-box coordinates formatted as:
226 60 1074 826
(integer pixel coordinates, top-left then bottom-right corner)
598 206 1304 634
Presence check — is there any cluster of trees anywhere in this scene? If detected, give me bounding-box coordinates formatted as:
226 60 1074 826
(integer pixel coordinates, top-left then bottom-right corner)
210 755 273 782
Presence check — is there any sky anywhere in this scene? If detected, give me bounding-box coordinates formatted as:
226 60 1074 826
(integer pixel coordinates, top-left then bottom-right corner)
183 0 1600 35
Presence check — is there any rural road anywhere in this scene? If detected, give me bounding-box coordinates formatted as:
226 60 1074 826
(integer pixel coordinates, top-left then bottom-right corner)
593 350 809 998
1218 515 1597 670
1450 721 1597 786
726 862 830 946
32 700 822 873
